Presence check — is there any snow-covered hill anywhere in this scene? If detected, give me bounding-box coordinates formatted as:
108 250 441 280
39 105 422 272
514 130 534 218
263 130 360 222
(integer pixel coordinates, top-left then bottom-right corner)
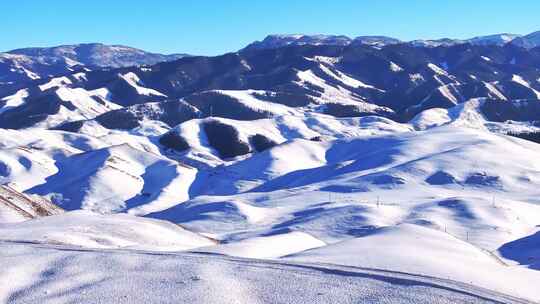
0 211 215 250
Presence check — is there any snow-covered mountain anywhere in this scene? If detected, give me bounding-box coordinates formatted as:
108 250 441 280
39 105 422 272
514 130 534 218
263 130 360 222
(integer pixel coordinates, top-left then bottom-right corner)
2 35 540 303
3 41 540 131
243 34 353 51
351 35 402 47
511 31 540 49
244 32 532 50
468 33 521 46
7 43 189 68
0 43 189 86
244 34 404 51
411 33 522 48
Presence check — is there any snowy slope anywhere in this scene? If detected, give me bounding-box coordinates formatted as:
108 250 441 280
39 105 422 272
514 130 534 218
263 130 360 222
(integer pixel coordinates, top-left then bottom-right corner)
195 231 326 259
0 211 215 251
285 224 540 300
411 98 540 134
26 144 197 215
0 242 532 304
161 114 410 168
0 127 197 215
148 125 540 301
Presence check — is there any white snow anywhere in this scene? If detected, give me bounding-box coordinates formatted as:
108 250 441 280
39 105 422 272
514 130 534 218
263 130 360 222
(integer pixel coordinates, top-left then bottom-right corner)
216 90 297 116
389 61 403 72
0 242 524 304
23 143 197 215
39 76 73 91
318 64 384 91
428 63 449 76
168 114 410 170
484 82 507 100
512 74 540 99
295 68 392 113
147 125 540 301
409 73 425 84
512 74 531 87
21 67 40 80
286 224 540 301
71 72 87 81
0 89 29 114
119 72 167 97
0 210 215 251
411 99 507 131
306 55 341 65
21 86 122 128
438 85 459 104
197 231 325 259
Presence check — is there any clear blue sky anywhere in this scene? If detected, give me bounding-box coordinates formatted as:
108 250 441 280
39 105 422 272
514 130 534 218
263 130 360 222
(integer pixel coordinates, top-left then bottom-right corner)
3 1 540 55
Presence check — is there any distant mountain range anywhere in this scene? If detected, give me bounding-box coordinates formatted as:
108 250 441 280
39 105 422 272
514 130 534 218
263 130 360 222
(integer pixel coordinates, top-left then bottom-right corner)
244 31 540 50
2 31 540 88
0 43 189 85
0 35 539 142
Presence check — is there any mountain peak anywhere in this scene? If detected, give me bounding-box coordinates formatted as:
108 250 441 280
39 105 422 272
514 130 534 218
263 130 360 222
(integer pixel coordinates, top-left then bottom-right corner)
244 34 353 51
243 34 406 51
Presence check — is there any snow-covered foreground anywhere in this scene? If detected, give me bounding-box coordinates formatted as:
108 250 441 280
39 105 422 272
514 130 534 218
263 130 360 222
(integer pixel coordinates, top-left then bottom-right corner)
0 242 533 304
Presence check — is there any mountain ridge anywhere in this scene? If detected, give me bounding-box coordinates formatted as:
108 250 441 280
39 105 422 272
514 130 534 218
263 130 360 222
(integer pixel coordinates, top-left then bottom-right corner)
243 31 540 50
0 43 190 86
3 41 540 131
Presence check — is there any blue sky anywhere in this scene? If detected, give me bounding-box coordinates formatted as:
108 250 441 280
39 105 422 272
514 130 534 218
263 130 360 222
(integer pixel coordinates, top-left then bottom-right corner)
3 1 540 55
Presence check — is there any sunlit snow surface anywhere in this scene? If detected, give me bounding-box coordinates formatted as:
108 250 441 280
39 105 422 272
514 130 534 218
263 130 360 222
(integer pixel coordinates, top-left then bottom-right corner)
0 243 532 304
